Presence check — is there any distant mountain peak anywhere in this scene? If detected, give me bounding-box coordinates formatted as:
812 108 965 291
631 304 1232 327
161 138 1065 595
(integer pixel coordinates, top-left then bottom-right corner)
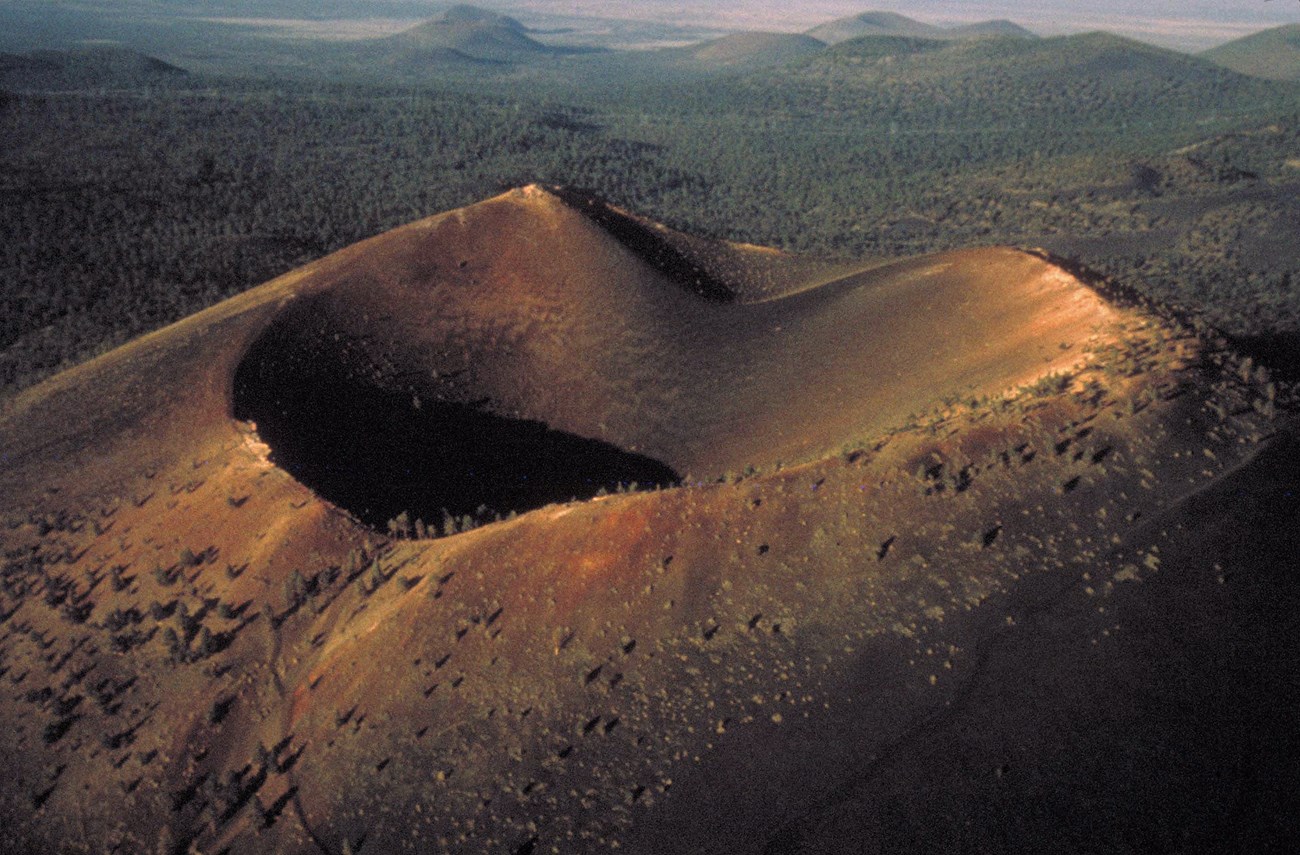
807 10 939 42
950 19 1037 39
387 5 559 62
843 11 922 26
807 9 1035 45
437 4 526 31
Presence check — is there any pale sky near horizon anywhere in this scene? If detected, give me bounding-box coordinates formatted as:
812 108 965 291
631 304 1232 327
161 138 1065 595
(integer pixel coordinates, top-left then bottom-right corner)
504 0 1300 50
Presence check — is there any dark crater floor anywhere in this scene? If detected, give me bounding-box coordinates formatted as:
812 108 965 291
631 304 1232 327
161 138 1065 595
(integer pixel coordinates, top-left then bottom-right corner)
232 330 680 534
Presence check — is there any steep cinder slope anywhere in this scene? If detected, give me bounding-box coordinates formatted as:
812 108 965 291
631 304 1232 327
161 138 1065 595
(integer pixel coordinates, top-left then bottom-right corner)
0 187 1295 854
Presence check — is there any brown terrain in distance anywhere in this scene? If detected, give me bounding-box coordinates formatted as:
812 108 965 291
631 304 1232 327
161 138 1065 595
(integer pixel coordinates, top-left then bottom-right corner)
1 185 1297 853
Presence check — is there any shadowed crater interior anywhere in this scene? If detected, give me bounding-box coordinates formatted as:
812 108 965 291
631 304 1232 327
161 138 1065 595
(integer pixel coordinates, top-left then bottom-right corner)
232 325 680 534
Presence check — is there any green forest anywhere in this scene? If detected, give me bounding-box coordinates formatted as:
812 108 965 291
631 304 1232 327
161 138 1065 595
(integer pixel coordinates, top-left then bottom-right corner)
3 30 1300 397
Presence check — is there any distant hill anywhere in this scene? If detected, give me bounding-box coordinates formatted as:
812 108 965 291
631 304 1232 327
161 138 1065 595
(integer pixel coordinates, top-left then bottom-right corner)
0 45 186 89
760 31 1294 129
381 4 581 64
806 10 942 43
949 19 1036 39
664 32 828 71
808 34 948 63
1201 24 1300 82
806 10 1035 45
522 29 826 83
436 3 528 30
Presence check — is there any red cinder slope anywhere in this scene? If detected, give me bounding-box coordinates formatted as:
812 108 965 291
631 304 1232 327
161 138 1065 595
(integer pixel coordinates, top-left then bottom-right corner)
1 186 1295 854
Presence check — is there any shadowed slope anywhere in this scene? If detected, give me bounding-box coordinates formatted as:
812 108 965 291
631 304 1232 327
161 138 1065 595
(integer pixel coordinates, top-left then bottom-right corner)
0 45 187 90
1 187 1295 854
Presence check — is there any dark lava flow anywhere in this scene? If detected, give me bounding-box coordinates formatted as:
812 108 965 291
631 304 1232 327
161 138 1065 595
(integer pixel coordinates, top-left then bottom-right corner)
233 341 679 534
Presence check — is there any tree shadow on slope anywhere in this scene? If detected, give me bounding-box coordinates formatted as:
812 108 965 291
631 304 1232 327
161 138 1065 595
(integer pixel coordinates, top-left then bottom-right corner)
232 342 679 534
1229 331 1300 382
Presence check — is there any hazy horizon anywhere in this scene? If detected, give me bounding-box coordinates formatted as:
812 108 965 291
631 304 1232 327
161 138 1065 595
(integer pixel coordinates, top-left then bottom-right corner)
502 0 1297 51
1 0 1297 53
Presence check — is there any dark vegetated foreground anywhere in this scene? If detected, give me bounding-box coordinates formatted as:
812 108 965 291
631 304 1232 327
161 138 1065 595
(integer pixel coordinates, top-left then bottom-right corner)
233 329 679 531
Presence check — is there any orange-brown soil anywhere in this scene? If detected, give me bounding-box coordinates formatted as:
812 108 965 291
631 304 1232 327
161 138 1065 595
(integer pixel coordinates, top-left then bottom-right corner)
1 186 1296 853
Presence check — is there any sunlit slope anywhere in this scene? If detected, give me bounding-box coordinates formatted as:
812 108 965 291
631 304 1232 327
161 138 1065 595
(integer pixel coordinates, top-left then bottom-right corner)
1 187 1294 854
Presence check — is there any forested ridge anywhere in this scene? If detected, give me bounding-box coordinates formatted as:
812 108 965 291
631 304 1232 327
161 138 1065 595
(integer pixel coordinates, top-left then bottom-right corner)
2 30 1300 397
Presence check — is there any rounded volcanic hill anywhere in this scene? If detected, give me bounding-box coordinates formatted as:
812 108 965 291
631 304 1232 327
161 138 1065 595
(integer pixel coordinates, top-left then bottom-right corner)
671 32 828 69
949 19 1036 39
376 5 584 64
1 187 1298 854
806 11 945 44
1202 23 1300 82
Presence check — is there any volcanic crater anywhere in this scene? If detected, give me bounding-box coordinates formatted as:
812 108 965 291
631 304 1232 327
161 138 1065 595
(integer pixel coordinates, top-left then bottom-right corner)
232 322 683 531
227 184 1118 535
1 185 1296 855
